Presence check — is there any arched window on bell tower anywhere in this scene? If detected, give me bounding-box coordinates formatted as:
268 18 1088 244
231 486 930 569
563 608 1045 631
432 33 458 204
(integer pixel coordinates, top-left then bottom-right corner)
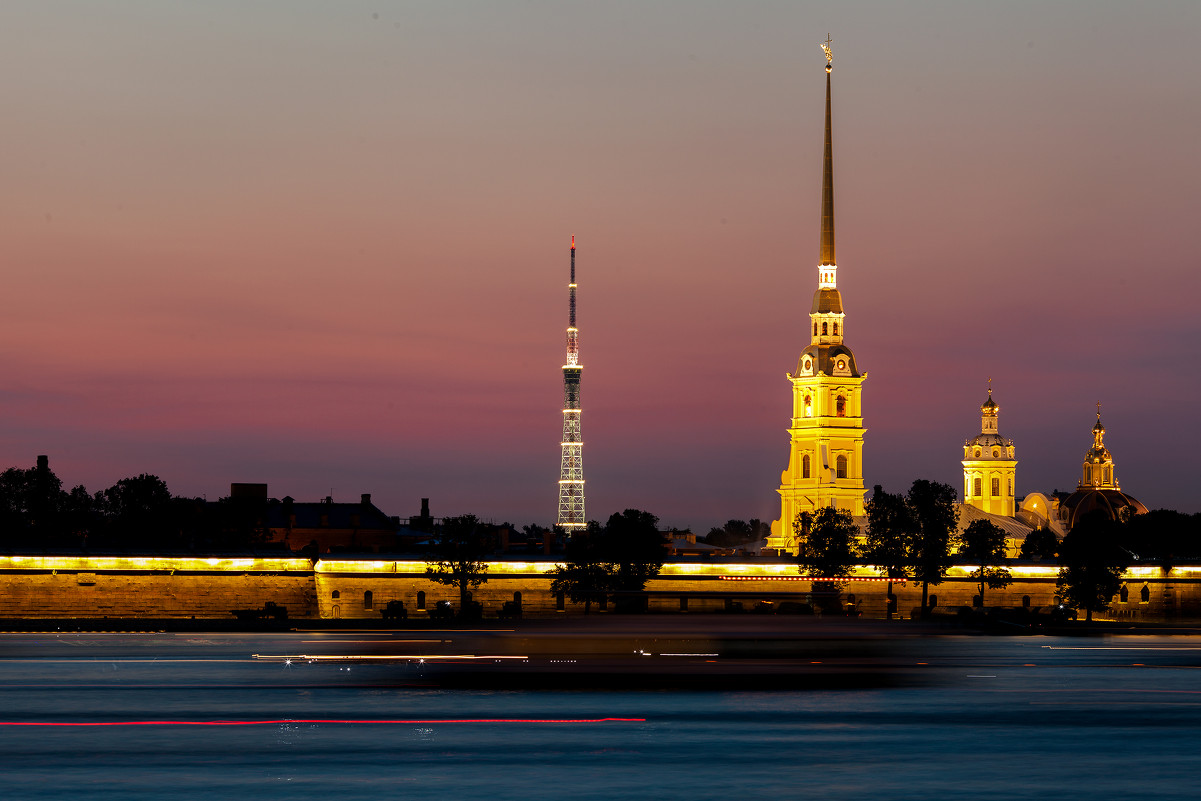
835 396 846 417
836 455 847 479
822 322 828 336
802 454 811 479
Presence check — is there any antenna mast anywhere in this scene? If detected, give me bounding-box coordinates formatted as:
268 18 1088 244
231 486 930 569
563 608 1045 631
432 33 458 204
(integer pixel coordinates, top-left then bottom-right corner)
557 235 585 530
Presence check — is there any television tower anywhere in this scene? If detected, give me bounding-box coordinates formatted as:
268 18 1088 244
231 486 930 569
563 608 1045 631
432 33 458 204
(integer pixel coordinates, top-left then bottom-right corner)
557 235 586 530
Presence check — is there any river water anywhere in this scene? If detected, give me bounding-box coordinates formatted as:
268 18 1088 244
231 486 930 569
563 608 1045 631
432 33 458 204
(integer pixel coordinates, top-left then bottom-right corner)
1 627 1198 800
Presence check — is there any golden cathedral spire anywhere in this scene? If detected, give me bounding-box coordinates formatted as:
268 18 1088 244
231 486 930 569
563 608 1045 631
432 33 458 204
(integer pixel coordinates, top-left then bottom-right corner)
819 35 835 269
768 38 866 555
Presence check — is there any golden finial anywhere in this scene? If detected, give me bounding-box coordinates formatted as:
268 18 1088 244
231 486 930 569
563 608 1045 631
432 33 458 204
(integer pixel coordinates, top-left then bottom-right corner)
821 34 833 70
988 376 992 397
1096 401 1102 420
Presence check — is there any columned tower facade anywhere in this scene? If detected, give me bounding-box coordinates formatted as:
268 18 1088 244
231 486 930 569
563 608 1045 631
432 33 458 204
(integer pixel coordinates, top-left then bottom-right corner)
557 236 585 530
768 40 867 554
962 385 1017 516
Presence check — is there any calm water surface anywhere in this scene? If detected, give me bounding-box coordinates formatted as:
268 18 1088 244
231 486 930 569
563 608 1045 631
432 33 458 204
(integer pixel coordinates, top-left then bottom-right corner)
1 630 1198 800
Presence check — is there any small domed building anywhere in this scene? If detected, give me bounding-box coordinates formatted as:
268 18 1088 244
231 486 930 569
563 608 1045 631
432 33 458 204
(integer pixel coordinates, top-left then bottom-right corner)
1057 406 1147 529
962 386 1017 517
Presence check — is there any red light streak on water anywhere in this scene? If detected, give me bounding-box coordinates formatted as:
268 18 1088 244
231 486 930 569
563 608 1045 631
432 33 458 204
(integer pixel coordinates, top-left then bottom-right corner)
0 718 646 727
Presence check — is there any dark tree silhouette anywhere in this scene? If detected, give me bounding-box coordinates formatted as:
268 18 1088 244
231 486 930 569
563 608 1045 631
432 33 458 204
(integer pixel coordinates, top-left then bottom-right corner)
1019 526 1059 561
960 518 1012 608
551 510 666 613
1120 509 1201 570
863 485 918 619
1057 510 1130 623
795 507 859 580
602 509 667 596
550 521 612 614
93 474 178 550
0 459 76 549
795 507 859 614
907 479 960 618
702 519 767 548
425 514 490 616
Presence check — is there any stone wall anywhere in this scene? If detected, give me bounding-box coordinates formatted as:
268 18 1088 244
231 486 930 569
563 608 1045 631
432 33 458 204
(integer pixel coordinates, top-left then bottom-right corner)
0 557 316 619
1 556 1199 622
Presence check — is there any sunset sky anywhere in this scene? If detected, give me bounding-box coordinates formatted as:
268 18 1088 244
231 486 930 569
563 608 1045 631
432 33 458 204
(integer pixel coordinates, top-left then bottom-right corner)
2 2 1199 530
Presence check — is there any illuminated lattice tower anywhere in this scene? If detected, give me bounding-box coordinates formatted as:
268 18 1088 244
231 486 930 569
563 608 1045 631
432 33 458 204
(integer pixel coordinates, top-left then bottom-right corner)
557 236 585 530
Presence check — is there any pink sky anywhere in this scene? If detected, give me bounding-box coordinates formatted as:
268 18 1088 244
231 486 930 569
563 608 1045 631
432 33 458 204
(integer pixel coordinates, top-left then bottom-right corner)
2 2 1199 529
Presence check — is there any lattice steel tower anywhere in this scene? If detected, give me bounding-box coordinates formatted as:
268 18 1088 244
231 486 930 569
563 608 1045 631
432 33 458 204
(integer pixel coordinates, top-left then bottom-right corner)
557 235 585 530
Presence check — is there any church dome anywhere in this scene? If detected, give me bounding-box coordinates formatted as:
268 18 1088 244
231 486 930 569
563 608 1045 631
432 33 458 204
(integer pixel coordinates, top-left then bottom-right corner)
795 343 859 377
981 395 998 413
1059 488 1147 531
966 432 1009 449
810 288 844 314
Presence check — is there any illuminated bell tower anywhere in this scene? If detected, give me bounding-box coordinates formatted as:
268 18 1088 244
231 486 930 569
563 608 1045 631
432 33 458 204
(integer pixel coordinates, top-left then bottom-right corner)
1080 403 1117 490
962 382 1017 516
768 38 867 554
556 236 585 530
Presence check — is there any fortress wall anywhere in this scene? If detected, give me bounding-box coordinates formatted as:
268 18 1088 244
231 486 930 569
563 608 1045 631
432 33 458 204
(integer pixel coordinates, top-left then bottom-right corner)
0 557 316 619
1 557 1199 622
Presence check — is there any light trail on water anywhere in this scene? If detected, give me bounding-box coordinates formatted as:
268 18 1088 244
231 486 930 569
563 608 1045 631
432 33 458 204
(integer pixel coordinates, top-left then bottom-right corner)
0 718 646 727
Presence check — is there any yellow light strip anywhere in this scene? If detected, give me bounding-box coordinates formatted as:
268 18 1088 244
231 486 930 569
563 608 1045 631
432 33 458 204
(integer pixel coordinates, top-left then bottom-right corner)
0 556 311 572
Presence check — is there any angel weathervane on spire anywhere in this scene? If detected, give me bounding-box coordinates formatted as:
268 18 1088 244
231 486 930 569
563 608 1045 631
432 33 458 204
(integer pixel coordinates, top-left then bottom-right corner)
821 34 833 66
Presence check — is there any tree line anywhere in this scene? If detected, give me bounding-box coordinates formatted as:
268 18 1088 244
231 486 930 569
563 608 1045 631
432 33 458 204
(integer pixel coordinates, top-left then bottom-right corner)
424 509 668 618
797 481 1201 621
0 459 269 552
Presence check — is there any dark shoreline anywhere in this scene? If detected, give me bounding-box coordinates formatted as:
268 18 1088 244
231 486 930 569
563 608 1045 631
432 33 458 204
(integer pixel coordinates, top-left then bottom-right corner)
1 614 1199 636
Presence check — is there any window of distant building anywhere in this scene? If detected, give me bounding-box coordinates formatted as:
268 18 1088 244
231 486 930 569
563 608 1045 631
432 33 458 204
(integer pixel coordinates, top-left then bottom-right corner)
833 322 839 336
822 322 828 336
1141 585 1150 603
416 591 426 610
813 322 818 336
974 477 982 497
363 590 373 610
836 455 847 479
556 591 566 611
331 590 340 600
802 454 811 479
1022 595 1031 608
836 396 846 417
1008 478 1014 496
1119 585 1129 603
991 477 1000 497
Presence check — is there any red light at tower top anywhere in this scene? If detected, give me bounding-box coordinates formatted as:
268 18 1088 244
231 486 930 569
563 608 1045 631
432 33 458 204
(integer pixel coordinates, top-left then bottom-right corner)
571 234 575 250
